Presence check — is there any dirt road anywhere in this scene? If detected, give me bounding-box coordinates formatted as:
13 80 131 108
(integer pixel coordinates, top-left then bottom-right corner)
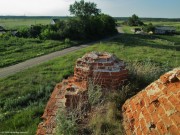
0 27 123 78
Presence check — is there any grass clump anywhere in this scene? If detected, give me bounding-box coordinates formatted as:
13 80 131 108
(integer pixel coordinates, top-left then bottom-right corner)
127 60 170 89
56 108 78 135
89 102 124 135
88 80 103 106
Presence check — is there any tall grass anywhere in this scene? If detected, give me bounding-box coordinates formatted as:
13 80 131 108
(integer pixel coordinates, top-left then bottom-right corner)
89 102 124 135
56 108 78 135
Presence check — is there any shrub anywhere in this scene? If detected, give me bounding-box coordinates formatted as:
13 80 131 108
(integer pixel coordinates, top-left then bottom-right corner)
56 108 78 135
143 23 155 33
89 102 124 135
64 38 71 44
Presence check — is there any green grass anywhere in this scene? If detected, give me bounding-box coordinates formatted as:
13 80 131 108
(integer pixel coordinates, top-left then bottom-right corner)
0 37 79 68
0 17 69 29
119 21 180 33
0 18 50 29
0 29 179 134
144 21 180 31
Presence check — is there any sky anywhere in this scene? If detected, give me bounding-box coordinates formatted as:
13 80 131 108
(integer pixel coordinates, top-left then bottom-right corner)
0 0 180 18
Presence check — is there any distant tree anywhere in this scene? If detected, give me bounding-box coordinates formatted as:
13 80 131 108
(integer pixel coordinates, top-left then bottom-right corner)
127 14 144 26
69 0 101 18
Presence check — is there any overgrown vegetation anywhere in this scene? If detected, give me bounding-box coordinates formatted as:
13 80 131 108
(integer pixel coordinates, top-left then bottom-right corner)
56 108 78 135
88 80 102 106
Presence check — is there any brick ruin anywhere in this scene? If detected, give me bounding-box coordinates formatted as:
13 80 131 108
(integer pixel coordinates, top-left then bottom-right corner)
122 68 180 135
36 52 128 135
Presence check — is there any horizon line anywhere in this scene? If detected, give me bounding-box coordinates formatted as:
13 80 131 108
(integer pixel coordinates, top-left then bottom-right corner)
0 15 180 19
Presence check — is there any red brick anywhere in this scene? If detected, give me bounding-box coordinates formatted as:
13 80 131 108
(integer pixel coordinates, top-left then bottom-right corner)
140 119 146 130
170 112 180 125
149 95 159 103
149 103 156 113
168 125 179 135
168 94 179 105
162 101 174 112
160 114 172 127
160 74 169 84
130 101 137 111
142 108 152 123
156 105 166 116
136 127 142 135
148 129 159 135
134 119 140 129
132 111 140 121
156 121 168 135
167 84 179 94
175 104 180 112
152 112 160 124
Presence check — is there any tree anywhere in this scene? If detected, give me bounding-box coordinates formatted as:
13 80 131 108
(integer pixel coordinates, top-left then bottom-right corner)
69 0 101 18
127 14 144 26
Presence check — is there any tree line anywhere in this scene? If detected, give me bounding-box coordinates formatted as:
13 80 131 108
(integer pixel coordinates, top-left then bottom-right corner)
3 0 117 41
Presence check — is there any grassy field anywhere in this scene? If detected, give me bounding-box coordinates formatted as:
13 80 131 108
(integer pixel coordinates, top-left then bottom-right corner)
120 20 180 34
0 18 50 29
144 21 180 30
0 26 180 134
0 37 80 68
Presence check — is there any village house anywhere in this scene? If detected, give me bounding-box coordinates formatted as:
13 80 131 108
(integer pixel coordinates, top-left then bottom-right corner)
154 26 176 34
50 19 60 25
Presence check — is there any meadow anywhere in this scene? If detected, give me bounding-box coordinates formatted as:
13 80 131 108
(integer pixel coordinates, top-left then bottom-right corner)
0 24 180 133
0 37 79 68
0 17 68 29
120 20 180 34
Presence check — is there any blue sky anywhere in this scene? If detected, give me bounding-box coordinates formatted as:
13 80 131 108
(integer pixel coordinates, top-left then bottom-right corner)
0 0 180 18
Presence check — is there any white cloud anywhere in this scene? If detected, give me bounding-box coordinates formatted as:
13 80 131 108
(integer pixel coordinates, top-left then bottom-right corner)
0 0 74 16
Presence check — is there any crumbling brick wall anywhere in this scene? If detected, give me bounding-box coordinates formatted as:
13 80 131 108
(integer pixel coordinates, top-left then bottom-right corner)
37 52 128 135
122 68 180 135
75 52 128 90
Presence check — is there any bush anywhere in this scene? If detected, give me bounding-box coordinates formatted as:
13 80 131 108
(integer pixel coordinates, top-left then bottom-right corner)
64 38 71 44
143 23 155 33
56 108 78 135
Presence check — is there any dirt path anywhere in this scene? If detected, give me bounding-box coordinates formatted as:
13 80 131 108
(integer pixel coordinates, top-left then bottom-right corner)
0 27 124 78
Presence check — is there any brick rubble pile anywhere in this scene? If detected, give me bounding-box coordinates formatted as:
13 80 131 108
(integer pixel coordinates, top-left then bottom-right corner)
122 68 180 135
36 52 128 135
